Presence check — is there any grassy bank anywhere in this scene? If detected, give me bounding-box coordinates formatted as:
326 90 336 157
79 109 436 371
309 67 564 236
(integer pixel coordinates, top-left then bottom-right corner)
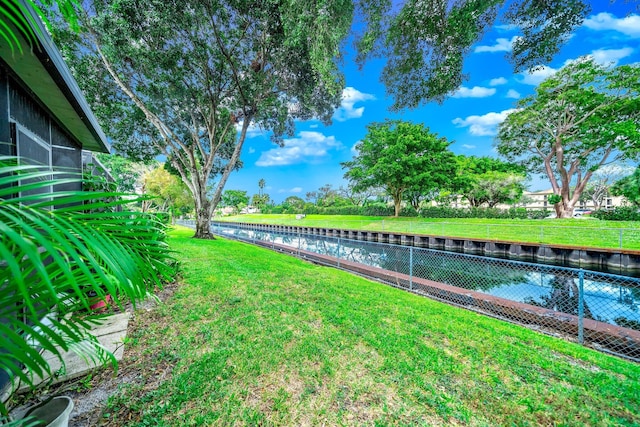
102 226 640 426
217 214 640 250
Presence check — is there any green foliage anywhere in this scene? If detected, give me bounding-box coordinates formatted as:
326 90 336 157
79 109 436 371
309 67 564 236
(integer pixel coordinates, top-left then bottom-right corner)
221 190 249 214
547 194 562 205
454 156 527 208
50 0 354 237
419 206 549 219
95 153 149 194
0 156 176 419
592 207 640 222
143 166 193 217
342 120 456 217
611 167 640 207
354 0 604 109
497 57 640 218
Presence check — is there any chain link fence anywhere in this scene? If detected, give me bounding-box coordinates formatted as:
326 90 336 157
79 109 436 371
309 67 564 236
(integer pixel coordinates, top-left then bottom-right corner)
178 220 640 361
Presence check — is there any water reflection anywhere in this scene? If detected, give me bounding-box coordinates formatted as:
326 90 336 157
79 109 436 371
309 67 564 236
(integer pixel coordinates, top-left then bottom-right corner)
216 225 640 329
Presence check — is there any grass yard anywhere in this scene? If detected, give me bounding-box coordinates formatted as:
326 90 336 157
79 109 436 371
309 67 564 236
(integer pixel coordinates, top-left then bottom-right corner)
103 226 640 426
217 214 640 250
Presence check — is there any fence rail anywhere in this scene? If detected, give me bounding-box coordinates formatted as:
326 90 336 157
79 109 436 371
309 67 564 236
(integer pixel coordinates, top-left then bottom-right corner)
177 220 640 361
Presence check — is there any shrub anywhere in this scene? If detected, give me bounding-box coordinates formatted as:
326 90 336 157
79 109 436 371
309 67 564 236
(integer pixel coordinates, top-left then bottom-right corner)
419 206 550 219
591 207 640 221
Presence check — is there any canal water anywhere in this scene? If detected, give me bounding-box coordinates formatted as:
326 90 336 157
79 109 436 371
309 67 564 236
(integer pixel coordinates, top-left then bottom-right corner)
213 223 640 330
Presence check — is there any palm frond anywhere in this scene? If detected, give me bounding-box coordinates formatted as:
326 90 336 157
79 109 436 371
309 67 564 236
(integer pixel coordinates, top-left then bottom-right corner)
0 155 176 419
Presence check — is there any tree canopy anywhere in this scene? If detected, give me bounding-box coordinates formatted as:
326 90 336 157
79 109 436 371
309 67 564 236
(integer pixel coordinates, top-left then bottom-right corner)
496 57 640 218
342 120 455 216
354 0 604 109
612 167 640 207
454 156 527 207
52 0 352 237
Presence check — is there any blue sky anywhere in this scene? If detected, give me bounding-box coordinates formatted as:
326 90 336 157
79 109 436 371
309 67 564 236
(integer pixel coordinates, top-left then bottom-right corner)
226 3 640 203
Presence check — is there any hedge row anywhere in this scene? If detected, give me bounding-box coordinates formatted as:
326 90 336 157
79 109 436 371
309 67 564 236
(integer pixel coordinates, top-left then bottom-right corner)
591 207 640 221
419 207 550 219
263 204 551 219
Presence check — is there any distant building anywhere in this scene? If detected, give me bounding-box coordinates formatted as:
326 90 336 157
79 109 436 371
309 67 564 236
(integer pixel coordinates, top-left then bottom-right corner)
516 189 627 211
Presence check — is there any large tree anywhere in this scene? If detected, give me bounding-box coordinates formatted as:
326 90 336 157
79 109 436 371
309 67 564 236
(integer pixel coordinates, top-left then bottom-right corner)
496 57 640 218
52 0 352 238
342 120 455 217
455 156 527 207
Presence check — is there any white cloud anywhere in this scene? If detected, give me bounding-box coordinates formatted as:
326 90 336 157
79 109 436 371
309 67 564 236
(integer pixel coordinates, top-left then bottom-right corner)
350 141 360 156
452 86 496 98
495 24 519 32
506 89 521 99
489 77 508 86
235 121 265 139
591 47 634 65
256 131 342 166
584 12 640 38
462 144 476 150
452 109 517 136
309 124 319 129
474 36 519 53
278 187 303 194
519 65 558 85
333 87 376 122
248 147 256 154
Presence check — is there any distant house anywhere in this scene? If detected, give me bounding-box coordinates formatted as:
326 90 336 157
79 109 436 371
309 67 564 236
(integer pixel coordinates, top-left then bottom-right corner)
0 0 109 398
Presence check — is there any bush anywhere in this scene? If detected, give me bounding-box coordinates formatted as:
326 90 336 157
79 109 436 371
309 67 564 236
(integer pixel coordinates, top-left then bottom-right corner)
591 207 640 221
419 206 550 219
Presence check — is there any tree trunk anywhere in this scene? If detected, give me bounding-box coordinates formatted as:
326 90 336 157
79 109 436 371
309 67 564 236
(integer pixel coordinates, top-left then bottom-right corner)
194 197 213 239
393 198 401 217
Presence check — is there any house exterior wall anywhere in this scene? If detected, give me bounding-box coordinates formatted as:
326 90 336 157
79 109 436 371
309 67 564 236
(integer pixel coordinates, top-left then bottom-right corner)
0 65 83 195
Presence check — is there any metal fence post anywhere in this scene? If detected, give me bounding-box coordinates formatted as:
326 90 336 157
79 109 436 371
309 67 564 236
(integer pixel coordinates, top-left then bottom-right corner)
619 229 623 249
298 230 301 256
409 247 413 291
337 237 341 268
578 269 585 345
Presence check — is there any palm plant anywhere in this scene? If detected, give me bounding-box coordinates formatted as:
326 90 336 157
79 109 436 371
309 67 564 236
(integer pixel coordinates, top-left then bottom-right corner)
0 155 176 421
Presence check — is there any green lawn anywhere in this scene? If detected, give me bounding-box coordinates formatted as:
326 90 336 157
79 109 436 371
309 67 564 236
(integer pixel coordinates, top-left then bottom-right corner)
217 214 640 250
103 226 640 426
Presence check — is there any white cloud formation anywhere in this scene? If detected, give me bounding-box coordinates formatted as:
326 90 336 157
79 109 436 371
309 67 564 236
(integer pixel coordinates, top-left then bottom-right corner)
495 24 519 32
256 131 342 166
309 124 319 129
591 47 634 65
584 12 640 38
519 65 558 85
278 187 303 193
474 36 519 53
452 86 496 98
248 147 256 154
452 109 517 136
506 89 521 99
235 121 265 139
333 87 376 122
462 144 476 150
350 141 360 156
489 77 508 86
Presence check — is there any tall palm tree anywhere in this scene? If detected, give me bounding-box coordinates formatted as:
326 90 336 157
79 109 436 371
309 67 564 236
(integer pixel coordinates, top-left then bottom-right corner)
0 156 176 421
258 178 266 197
